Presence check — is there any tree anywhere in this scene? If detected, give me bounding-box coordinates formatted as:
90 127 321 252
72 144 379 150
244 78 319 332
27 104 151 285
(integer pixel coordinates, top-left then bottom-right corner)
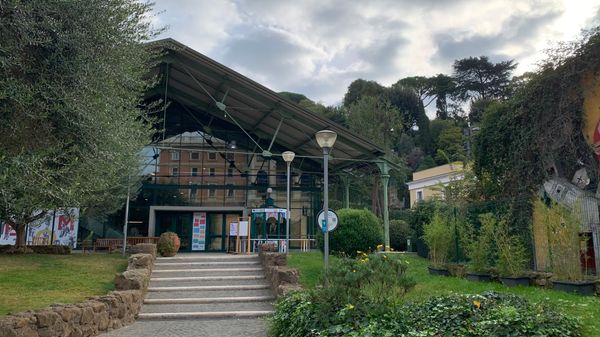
394 76 436 108
343 79 385 107
347 96 402 154
452 56 517 101
0 0 158 249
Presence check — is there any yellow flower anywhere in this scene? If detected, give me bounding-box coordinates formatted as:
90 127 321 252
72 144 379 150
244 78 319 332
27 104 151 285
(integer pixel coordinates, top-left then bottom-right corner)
473 300 481 309
346 304 355 310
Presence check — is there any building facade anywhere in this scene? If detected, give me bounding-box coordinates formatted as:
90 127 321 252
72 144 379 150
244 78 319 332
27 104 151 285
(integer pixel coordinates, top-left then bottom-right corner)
406 162 464 208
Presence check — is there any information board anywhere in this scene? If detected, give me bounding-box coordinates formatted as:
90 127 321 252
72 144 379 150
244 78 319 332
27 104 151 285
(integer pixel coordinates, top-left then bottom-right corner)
192 212 206 251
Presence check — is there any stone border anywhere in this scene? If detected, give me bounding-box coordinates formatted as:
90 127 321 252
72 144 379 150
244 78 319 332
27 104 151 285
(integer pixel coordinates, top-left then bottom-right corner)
258 252 302 298
0 245 156 337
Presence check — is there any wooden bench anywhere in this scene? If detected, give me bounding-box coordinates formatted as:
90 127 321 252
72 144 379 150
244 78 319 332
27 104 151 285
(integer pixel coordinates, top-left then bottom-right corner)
127 237 159 245
93 239 122 253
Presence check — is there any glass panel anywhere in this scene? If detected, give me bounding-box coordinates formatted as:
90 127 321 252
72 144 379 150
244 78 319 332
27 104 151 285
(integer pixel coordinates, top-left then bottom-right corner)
208 213 223 250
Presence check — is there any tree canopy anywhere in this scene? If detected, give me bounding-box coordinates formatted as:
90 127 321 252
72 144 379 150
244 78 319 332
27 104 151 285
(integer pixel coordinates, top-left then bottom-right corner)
0 0 159 248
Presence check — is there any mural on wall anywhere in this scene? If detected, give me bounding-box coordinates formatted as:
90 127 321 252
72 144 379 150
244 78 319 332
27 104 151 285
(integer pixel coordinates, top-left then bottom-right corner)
0 208 79 248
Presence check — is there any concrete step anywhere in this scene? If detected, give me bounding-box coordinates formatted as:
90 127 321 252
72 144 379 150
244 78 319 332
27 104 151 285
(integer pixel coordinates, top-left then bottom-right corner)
144 296 275 304
149 279 270 287
147 284 271 292
137 310 273 320
151 268 264 277
150 275 265 282
156 254 259 263
140 302 273 314
146 288 274 299
153 261 261 269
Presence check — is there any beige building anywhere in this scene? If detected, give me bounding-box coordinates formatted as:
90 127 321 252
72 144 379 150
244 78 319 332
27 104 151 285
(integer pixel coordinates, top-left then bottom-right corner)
406 162 464 207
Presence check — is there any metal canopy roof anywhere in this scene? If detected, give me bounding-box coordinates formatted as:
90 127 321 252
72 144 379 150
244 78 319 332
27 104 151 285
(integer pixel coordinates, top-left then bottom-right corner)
147 38 384 170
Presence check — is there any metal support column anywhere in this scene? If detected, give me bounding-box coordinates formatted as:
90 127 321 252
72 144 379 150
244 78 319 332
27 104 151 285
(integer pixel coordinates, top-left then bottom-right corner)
376 160 392 252
342 174 350 208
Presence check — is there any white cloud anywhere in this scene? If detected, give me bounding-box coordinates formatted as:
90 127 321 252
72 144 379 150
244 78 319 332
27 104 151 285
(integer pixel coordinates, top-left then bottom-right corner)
152 0 599 106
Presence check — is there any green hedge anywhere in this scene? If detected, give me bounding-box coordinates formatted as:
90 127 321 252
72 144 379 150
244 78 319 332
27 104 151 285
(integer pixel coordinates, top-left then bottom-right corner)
317 208 383 257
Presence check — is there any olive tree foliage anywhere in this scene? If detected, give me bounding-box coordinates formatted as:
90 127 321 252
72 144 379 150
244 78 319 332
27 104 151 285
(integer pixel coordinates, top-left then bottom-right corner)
0 0 160 248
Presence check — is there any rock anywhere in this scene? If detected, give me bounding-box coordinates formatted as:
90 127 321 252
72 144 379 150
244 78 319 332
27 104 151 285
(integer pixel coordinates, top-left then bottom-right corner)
128 253 153 270
277 284 303 296
35 311 60 328
114 269 150 291
79 307 94 325
276 267 299 284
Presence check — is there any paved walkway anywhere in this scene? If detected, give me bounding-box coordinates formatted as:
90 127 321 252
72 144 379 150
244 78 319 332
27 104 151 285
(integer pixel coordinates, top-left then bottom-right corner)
100 253 271 337
100 318 268 337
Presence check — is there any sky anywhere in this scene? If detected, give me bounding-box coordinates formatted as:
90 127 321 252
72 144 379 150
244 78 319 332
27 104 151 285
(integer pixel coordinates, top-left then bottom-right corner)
150 0 600 108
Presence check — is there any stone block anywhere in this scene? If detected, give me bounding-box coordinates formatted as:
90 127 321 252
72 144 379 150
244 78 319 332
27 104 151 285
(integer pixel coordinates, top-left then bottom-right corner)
114 269 150 291
128 244 156 259
260 252 287 266
277 283 303 296
276 267 299 284
34 310 60 328
127 253 153 270
79 307 94 325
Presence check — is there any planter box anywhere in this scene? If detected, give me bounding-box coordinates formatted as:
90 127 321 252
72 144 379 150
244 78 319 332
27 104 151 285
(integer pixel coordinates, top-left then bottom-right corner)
499 276 530 287
466 272 492 282
553 280 596 296
428 266 450 276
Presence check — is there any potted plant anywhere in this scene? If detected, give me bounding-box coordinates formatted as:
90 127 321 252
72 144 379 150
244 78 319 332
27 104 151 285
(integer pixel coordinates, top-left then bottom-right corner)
157 231 180 257
544 201 595 295
496 223 530 287
465 214 495 282
423 212 453 276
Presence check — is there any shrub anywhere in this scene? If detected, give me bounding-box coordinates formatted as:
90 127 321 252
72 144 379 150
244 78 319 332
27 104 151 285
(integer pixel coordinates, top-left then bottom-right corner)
317 208 383 257
496 220 529 277
269 291 581 337
389 219 412 251
465 213 497 273
157 231 179 257
422 211 452 268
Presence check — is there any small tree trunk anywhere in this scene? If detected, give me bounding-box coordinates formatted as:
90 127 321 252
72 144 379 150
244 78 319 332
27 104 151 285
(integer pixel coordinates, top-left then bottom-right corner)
14 224 27 247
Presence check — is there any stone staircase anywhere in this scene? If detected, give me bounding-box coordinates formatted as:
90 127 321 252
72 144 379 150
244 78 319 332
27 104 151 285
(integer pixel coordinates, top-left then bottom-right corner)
139 253 274 320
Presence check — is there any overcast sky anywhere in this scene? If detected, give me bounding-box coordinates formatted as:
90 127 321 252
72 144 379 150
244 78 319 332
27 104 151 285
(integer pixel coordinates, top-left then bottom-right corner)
151 0 600 107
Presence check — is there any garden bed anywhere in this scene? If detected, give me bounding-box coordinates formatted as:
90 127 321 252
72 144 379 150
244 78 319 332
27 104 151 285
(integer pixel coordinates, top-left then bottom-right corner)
0 254 127 315
287 252 599 336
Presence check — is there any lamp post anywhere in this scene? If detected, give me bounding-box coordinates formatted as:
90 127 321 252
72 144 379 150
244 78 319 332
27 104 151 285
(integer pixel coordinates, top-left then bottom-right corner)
315 130 337 271
282 151 295 254
122 175 131 255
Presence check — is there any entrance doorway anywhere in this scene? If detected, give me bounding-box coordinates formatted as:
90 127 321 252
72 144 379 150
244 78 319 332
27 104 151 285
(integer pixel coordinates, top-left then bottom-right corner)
154 210 242 252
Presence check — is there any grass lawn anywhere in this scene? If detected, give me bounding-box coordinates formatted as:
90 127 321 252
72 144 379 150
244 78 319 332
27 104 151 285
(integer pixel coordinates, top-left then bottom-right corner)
288 251 600 336
0 254 127 315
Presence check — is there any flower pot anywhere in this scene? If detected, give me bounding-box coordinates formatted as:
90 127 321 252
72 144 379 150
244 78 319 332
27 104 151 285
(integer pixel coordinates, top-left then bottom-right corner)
499 276 530 287
552 280 596 296
466 272 492 282
428 266 450 276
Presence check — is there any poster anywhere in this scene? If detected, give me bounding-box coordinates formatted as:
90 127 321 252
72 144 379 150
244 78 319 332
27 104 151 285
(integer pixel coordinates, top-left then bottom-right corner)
238 220 249 236
229 223 238 236
192 212 206 251
0 208 79 248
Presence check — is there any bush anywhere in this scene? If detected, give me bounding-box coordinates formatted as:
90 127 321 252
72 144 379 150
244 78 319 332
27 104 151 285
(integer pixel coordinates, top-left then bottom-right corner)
389 219 412 251
496 219 529 277
270 291 581 337
157 232 179 257
422 211 453 268
466 213 497 273
317 208 383 257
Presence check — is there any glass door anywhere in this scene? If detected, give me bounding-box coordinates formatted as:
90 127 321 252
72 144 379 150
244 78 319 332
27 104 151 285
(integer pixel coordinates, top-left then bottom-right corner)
207 213 224 251
155 211 192 252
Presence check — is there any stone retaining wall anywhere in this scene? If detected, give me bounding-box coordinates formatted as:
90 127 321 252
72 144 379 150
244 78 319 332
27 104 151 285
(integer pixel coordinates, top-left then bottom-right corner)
0 249 155 337
258 252 302 297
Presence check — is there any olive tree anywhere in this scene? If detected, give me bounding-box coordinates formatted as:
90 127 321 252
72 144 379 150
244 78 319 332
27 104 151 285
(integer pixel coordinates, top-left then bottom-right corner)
0 0 159 249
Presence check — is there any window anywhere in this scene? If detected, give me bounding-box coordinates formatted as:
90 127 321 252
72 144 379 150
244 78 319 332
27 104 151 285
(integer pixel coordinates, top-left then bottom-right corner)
226 184 234 198
209 168 216 177
190 152 200 160
171 167 179 177
416 190 423 202
170 151 180 161
191 167 199 177
208 152 217 160
208 184 216 198
190 188 197 200
227 168 234 177
226 153 234 160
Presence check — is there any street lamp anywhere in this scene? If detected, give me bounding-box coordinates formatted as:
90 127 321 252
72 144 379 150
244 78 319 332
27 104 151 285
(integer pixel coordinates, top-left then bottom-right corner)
315 130 337 271
282 151 295 254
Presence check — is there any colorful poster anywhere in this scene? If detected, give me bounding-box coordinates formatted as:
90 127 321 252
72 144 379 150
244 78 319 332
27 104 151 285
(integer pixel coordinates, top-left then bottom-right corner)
0 208 79 248
192 212 206 251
